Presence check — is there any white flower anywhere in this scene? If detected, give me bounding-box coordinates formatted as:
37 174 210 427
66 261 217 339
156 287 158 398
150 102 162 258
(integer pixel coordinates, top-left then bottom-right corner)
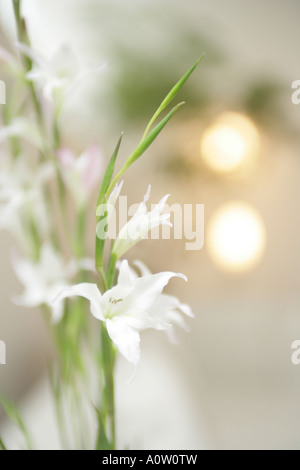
0 196 25 247
53 260 193 368
57 144 104 207
17 43 104 102
13 243 89 323
0 156 53 240
129 260 193 344
112 186 172 258
0 156 52 202
0 117 44 149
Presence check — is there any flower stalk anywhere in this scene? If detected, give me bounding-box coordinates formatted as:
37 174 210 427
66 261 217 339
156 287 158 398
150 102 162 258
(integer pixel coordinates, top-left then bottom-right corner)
13 0 43 125
99 325 116 449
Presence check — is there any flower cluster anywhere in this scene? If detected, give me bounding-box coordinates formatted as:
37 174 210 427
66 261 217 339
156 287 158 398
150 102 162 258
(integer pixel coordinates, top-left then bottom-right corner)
0 4 200 449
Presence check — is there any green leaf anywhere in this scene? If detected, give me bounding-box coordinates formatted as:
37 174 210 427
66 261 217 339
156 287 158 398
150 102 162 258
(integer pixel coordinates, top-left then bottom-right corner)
127 101 185 166
142 54 205 139
0 437 7 450
96 133 123 211
107 102 185 194
105 57 204 193
95 135 123 278
12 1 21 21
0 396 33 449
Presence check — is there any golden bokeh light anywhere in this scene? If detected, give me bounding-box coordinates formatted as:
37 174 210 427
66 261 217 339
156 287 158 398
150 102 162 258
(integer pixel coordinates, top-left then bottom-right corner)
200 112 260 175
207 202 266 272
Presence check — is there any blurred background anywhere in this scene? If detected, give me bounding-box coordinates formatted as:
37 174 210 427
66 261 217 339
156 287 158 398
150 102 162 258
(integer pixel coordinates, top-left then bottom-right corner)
0 0 300 450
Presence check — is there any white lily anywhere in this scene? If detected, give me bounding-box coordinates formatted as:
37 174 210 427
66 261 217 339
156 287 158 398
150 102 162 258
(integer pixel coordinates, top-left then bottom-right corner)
13 243 90 323
57 144 104 208
112 186 172 258
17 43 104 103
53 260 193 368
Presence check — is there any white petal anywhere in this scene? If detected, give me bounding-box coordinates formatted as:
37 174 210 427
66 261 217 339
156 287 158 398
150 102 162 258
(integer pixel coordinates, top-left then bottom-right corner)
113 190 171 258
155 193 170 214
143 185 151 203
106 317 140 366
44 80 63 101
165 310 190 331
117 260 134 288
52 283 104 321
15 42 46 68
43 283 70 323
123 308 155 330
26 69 46 81
51 300 65 324
12 258 36 287
74 63 106 83
178 302 194 318
125 271 187 312
0 117 44 149
166 327 179 345
151 293 194 318
132 260 152 277
147 293 194 334
107 181 124 207
13 291 44 308
96 180 124 220
40 244 64 279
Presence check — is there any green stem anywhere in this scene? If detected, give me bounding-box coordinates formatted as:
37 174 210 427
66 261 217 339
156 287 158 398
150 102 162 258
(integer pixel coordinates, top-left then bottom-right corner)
96 253 118 449
95 212 109 290
28 213 41 261
106 252 117 289
53 112 61 149
12 1 24 43
95 241 107 292
13 0 43 125
100 325 116 449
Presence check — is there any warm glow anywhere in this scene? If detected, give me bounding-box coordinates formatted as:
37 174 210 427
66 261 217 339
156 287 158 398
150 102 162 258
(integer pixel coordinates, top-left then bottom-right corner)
207 202 266 272
200 112 260 174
